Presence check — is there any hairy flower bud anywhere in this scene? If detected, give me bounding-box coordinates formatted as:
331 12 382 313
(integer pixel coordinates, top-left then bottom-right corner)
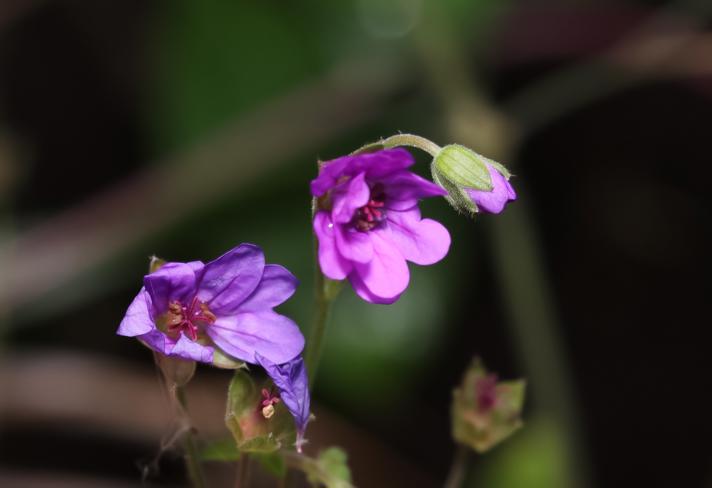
432 145 516 215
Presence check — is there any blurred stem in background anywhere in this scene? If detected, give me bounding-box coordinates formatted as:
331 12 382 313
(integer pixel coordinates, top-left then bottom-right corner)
175 385 207 488
413 2 586 486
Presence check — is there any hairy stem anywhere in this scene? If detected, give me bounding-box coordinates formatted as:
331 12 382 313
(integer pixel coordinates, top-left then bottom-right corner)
443 445 469 488
380 133 442 156
175 386 207 488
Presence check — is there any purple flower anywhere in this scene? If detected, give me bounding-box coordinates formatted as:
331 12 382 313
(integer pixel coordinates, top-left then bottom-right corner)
256 353 310 452
117 244 304 365
465 163 516 214
311 148 451 304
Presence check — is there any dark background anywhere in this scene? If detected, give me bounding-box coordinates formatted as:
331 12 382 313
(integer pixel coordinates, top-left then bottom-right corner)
1 1 710 487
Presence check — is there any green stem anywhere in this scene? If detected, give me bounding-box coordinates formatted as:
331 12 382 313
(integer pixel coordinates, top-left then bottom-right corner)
304 259 335 386
380 133 442 156
443 445 469 488
175 386 207 488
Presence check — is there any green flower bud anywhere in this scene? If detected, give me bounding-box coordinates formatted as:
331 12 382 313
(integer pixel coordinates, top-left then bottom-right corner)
432 145 515 216
451 358 525 453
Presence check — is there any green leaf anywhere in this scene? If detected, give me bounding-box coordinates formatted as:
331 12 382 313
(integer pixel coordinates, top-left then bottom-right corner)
316 447 352 485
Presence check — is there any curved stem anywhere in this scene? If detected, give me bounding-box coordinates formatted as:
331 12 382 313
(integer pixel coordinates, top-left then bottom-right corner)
380 133 442 156
443 444 469 488
175 386 207 488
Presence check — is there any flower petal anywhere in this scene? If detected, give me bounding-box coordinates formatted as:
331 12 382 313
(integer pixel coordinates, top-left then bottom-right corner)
117 288 154 337
381 171 447 210
352 231 409 301
331 172 369 224
144 262 201 316
334 225 374 263
384 208 451 265
170 335 214 363
465 164 516 214
256 354 310 451
196 244 265 315
310 148 415 196
239 264 299 313
207 311 305 364
313 211 352 280
349 271 403 304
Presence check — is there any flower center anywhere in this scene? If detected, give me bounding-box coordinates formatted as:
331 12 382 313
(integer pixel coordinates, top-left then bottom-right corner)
259 388 281 419
355 183 386 232
165 296 216 341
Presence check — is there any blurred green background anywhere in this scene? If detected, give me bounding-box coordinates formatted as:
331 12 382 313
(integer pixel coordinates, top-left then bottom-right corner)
1 0 710 487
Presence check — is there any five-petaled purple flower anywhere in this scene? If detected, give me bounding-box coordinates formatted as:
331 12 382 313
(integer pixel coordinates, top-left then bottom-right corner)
311 148 451 304
117 244 310 447
466 164 516 214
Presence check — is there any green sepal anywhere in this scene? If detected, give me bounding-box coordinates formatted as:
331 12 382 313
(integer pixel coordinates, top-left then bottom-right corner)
434 144 493 191
225 370 296 454
148 255 167 273
431 162 479 216
213 348 249 369
299 447 353 488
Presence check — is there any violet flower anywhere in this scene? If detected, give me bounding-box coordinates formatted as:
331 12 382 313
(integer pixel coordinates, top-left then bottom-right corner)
117 244 311 441
256 353 310 451
311 148 451 304
464 163 516 214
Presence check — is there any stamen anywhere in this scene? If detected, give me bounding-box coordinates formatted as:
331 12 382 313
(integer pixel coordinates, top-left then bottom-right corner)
354 184 387 232
164 297 216 341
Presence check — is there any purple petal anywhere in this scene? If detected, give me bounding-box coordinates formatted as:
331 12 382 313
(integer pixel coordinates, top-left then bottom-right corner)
206 311 305 364
313 211 353 280
334 225 374 263
137 328 173 356
349 271 403 304
384 208 451 265
331 172 369 224
196 244 265 315
351 232 409 301
117 288 154 337
256 354 310 451
381 170 447 210
310 149 415 196
170 335 214 363
238 264 299 313
144 262 201 316
465 164 517 214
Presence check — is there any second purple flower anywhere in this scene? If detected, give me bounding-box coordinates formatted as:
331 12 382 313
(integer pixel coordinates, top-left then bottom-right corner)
311 148 451 304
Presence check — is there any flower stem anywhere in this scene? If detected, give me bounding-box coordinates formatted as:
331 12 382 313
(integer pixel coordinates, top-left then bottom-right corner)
235 453 250 488
443 444 469 488
304 260 336 386
380 133 442 156
175 386 207 488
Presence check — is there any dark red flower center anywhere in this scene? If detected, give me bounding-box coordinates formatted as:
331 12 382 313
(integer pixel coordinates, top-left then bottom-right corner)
475 374 499 413
355 183 387 232
259 388 281 419
165 296 216 341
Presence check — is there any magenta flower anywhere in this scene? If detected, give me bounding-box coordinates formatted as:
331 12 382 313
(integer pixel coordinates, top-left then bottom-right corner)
465 164 516 214
311 148 451 304
118 244 312 441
